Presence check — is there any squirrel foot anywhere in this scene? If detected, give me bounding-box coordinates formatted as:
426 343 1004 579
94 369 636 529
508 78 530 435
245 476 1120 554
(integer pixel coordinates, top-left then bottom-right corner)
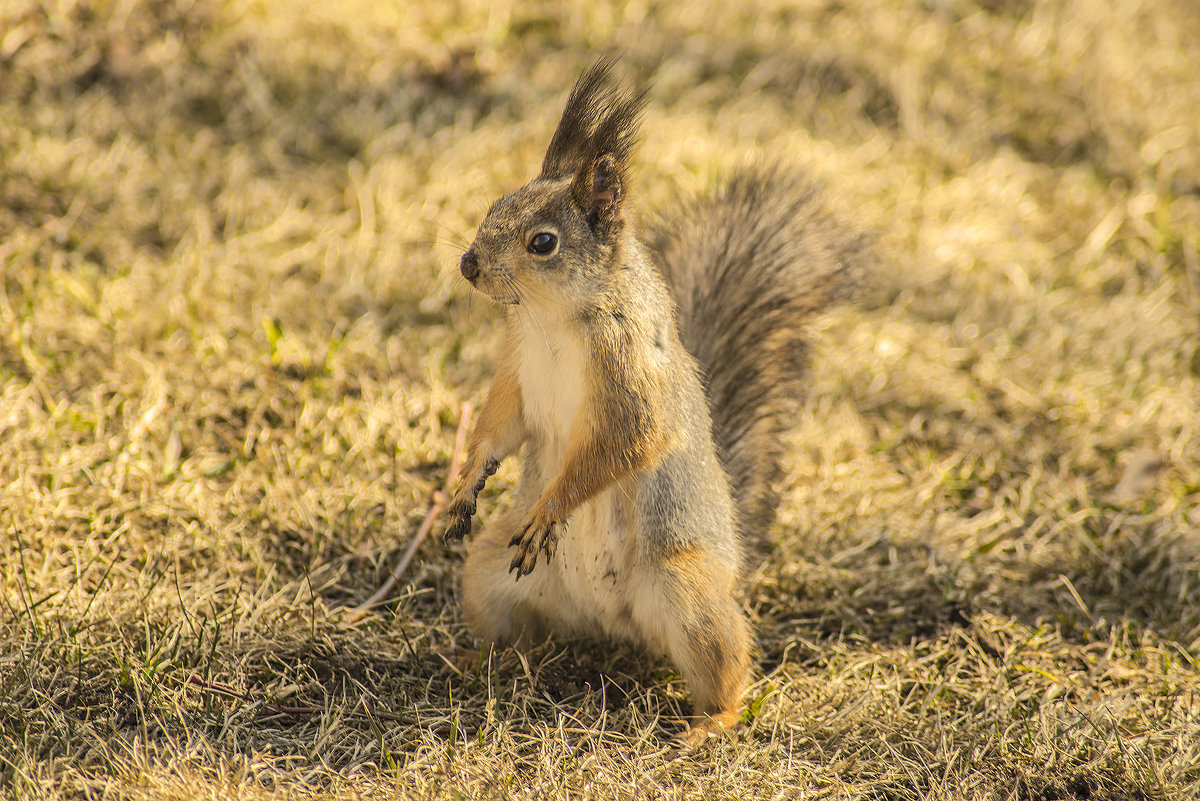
507 512 560 578
432 646 483 675
680 711 739 747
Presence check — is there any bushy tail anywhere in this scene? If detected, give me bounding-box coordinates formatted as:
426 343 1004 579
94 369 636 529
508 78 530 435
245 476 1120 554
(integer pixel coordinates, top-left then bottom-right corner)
646 166 871 545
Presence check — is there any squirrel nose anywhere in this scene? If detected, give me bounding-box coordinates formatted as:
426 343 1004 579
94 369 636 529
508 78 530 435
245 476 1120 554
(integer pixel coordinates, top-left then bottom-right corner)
460 249 481 282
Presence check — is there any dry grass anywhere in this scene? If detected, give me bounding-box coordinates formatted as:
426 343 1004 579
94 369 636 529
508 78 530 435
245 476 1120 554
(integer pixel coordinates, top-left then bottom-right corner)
2 0 1199 798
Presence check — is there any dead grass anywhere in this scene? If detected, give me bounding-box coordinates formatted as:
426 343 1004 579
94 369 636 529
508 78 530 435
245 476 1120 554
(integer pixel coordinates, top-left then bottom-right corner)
2 0 1198 798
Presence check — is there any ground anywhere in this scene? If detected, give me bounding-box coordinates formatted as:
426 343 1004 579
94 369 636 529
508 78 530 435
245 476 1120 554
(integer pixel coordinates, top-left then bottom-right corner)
1 0 1198 798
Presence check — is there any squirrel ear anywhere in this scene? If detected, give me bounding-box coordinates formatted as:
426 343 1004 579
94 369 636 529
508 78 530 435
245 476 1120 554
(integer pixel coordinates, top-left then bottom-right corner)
572 153 624 234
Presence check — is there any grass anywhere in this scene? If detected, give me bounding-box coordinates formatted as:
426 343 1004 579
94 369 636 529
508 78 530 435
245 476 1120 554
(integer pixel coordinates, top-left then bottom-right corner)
2 0 1199 798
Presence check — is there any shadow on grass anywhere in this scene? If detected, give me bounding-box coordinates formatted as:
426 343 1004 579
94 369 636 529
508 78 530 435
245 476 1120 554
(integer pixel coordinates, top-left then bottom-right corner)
0 626 684 785
757 511 1198 661
2 0 505 165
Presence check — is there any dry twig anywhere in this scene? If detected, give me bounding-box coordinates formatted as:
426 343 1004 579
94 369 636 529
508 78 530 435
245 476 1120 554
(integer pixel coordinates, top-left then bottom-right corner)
185 673 412 723
347 401 474 621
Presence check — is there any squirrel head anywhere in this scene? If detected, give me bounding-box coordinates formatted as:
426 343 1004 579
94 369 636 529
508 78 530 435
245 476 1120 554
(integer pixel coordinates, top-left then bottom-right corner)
460 56 648 310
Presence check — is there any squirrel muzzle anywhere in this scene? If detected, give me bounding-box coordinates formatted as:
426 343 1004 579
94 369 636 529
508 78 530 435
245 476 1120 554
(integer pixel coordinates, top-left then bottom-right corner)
460 249 481 283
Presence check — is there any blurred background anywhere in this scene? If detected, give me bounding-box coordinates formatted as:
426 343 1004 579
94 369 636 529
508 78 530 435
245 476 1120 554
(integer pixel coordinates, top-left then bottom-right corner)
1 1 1198 798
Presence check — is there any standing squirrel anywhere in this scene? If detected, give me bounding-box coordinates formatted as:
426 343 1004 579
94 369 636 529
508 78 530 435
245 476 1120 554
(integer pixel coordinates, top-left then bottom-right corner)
442 57 869 741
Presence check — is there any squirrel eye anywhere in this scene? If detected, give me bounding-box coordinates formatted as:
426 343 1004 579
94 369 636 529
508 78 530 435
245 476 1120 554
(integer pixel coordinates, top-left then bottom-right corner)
528 232 557 255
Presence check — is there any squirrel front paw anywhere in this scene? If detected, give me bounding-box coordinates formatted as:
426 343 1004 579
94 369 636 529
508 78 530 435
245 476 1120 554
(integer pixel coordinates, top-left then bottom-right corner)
442 456 500 544
442 500 475 543
507 510 561 578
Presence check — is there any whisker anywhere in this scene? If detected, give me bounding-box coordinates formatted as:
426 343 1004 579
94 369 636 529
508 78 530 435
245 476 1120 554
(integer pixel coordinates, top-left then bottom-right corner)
471 176 493 216
429 218 473 250
498 273 520 305
506 276 556 363
522 306 557 365
433 257 469 298
516 276 555 312
413 236 472 251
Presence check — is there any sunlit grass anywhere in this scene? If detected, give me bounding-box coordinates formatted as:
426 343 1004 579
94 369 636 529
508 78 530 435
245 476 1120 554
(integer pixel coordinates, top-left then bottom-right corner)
1 0 1198 798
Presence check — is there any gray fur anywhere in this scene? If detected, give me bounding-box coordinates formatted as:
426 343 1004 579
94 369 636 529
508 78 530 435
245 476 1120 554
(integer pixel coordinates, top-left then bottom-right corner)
646 166 871 547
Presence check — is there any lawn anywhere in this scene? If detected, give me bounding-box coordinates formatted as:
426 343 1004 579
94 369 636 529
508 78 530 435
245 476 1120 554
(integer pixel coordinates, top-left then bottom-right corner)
1 0 1198 798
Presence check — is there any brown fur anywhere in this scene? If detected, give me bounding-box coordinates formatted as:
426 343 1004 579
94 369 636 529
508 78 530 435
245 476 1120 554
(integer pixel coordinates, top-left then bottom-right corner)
443 58 869 741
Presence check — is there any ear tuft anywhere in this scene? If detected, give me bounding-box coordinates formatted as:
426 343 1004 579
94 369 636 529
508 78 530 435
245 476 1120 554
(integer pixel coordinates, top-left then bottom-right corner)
541 56 648 191
540 54 621 180
566 81 648 237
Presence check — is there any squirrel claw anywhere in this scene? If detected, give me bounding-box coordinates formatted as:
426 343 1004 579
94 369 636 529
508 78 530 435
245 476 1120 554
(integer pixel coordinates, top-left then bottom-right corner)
508 546 538 579
508 518 559 578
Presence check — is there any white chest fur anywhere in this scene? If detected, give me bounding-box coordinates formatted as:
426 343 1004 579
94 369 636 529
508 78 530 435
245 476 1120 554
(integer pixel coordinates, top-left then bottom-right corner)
515 311 585 458
512 310 640 640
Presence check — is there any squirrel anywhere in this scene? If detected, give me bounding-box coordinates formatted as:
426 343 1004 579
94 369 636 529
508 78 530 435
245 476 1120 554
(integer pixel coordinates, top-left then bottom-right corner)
442 56 869 742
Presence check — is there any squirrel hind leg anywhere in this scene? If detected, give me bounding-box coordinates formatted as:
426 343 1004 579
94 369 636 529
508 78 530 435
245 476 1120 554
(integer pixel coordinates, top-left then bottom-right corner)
460 511 555 648
632 550 751 742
